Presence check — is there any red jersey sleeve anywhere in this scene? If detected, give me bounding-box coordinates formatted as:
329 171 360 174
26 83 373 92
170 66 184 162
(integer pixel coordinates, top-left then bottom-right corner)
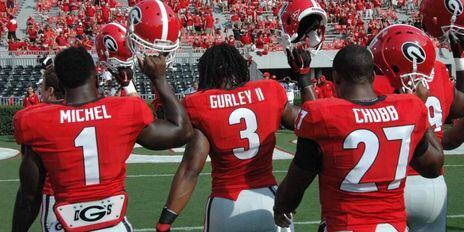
272 80 288 110
13 109 36 145
294 101 326 140
134 98 154 128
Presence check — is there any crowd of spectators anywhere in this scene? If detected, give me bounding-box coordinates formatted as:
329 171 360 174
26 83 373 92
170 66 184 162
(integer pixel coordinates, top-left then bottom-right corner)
2 0 124 53
0 0 433 54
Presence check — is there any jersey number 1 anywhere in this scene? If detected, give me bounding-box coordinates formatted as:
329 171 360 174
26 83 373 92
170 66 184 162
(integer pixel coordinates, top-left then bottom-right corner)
341 125 414 192
74 127 100 186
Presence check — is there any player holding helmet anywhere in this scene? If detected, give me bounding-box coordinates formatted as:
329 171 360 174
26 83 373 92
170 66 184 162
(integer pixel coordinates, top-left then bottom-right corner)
95 22 138 96
155 1 326 231
126 0 181 66
369 22 464 231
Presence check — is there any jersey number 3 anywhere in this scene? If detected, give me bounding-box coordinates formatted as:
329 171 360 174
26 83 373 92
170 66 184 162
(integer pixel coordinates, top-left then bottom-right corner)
75 127 100 186
341 125 414 193
229 108 260 160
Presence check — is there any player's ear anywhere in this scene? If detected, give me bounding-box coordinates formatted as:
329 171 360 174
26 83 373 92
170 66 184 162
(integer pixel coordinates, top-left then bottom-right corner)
47 86 55 97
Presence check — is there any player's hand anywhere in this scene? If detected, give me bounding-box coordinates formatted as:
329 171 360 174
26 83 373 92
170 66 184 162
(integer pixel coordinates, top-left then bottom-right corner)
286 47 311 78
401 81 429 102
449 31 464 58
137 54 167 82
274 212 293 228
111 67 134 87
156 223 171 232
414 81 429 102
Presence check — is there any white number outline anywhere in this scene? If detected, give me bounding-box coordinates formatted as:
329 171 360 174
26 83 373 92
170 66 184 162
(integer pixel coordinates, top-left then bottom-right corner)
228 108 261 160
425 96 443 133
340 125 414 193
74 127 101 186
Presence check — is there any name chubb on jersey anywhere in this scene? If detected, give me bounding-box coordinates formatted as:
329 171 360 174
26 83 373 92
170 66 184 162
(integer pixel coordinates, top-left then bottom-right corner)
353 105 399 123
60 105 112 123
210 88 265 109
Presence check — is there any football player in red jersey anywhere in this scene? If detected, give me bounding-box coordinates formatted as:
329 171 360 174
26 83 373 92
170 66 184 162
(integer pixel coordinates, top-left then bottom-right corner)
274 45 444 232
155 44 315 232
369 24 464 231
37 68 66 232
12 47 193 232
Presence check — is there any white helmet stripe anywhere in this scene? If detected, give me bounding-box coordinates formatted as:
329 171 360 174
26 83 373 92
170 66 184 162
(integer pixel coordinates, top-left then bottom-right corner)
156 0 169 41
108 22 127 33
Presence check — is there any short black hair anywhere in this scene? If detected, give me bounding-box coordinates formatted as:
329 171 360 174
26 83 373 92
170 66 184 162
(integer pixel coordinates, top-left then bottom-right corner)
43 68 64 99
54 46 96 89
198 43 250 90
333 45 374 84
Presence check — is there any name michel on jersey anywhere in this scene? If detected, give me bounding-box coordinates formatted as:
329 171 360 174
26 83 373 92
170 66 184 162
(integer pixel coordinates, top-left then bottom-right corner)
209 88 265 109
60 105 112 123
353 105 399 123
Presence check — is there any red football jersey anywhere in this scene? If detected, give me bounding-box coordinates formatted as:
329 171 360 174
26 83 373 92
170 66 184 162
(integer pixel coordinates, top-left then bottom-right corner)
295 94 429 231
183 80 287 200
14 97 153 203
408 62 454 176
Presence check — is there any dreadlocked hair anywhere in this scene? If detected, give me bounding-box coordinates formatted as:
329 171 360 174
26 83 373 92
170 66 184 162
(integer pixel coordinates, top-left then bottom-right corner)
198 43 250 90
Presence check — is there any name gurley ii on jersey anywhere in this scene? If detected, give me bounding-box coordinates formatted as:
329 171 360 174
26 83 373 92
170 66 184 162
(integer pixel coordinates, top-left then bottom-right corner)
209 87 266 109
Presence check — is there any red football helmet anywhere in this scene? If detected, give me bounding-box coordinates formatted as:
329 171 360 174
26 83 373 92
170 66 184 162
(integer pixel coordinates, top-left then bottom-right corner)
368 24 436 92
278 0 327 53
95 23 134 71
421 0 464 38
127 0 181 65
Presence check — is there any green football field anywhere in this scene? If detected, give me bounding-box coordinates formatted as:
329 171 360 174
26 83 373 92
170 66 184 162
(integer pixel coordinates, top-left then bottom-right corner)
0 131 463 231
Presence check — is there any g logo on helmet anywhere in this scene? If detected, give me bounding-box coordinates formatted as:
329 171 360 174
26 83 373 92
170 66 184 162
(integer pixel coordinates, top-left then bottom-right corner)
402 42 426 64
103 36 118 53
129 7 142 25
445 0 463 15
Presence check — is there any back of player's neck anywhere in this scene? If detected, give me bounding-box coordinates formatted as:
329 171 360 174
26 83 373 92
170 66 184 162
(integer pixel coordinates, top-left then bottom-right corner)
65 85 99 106
341 84 377 102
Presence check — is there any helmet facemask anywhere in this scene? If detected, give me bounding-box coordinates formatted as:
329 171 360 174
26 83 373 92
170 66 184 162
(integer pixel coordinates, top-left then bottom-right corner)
278 14 325 55
399 58 434 92
442 6 464 37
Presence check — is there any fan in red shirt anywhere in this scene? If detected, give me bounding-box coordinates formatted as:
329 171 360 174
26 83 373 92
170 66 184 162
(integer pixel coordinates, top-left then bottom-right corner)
6 16 17 40
23 86 40 107
275 45 443 232
12 47 192 232
314 75 336 98
102 6 111 23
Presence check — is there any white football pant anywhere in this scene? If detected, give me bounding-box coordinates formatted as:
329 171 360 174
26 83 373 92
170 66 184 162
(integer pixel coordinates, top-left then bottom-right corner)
203 186 294 232
405 175 447 232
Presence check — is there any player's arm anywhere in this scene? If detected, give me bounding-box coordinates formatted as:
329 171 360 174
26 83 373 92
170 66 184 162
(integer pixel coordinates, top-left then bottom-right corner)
274 137 321 228
111 68 140 97
448 88 464 118
280 48 317 130
442 119 464 150
12 145 45 232
449 31 464 92
156 129 210 232
286 48 317 102
136 55 193 150
410 128 444 178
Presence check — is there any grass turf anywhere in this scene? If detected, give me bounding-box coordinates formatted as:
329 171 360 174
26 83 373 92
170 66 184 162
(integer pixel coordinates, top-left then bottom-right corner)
0 132 463 231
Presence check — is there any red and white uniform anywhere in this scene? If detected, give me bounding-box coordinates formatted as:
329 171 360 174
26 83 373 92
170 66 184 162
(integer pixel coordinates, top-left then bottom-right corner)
183 80 289 231
295 95 429 232
14 97 153 231
183 80 287 200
